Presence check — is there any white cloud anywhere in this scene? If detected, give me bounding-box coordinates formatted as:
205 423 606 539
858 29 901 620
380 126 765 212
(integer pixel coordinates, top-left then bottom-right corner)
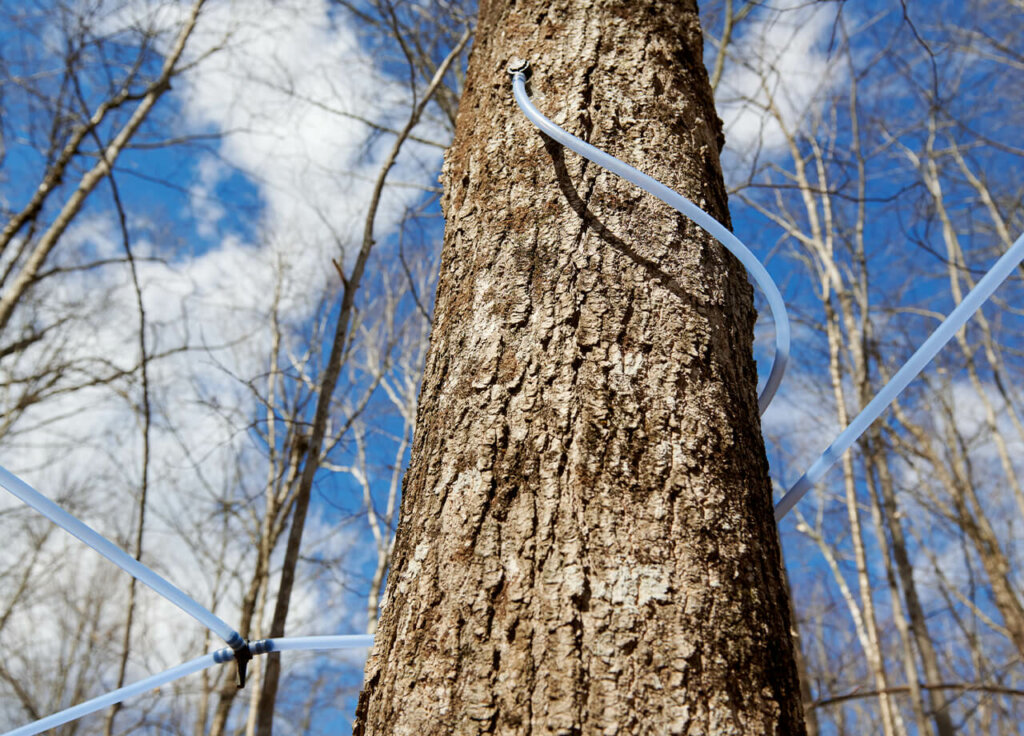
714 0 845 170
190 156 231 238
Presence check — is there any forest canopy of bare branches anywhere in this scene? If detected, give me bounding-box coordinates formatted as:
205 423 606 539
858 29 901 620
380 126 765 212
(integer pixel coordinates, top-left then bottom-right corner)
1 0 1022 733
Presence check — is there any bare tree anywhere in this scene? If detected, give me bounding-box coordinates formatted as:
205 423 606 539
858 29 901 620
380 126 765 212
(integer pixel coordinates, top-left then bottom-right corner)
0 0 207 336
356 0 805 732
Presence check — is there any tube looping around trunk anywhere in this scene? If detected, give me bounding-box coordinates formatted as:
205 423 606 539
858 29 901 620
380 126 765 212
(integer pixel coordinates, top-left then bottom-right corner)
509 64 791 415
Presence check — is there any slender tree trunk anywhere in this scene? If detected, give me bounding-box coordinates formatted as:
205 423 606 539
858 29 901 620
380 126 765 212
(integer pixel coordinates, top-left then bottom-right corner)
782 563 820 736
355 1 805 733
251 30 471 736
870 439 955 736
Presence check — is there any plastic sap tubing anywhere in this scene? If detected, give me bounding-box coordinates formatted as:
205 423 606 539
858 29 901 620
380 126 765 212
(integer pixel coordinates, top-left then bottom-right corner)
775 231 1024 520
510 69 791 415
0 464 242 645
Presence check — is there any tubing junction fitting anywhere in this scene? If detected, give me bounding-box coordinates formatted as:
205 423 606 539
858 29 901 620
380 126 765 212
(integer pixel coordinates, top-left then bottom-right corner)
0 465 375 736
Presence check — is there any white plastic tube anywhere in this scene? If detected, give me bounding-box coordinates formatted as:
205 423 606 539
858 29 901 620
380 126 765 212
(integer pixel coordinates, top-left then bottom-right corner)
2 652 222 736
0 464 242 645
511 70 791 415
775 231 1024 520
263 634 375 652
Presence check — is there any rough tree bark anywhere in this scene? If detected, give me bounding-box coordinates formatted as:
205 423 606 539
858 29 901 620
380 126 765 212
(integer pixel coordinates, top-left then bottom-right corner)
355 0 805 733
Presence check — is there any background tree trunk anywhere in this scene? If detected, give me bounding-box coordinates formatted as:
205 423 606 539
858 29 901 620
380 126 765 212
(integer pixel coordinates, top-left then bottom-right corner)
355 0 805 732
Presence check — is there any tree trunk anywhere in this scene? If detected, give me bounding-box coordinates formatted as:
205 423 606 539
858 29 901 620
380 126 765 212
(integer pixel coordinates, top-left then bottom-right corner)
355 1 805 733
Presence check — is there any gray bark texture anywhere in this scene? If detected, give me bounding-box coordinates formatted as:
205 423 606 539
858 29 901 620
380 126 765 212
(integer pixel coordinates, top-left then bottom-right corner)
354 0 806 733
